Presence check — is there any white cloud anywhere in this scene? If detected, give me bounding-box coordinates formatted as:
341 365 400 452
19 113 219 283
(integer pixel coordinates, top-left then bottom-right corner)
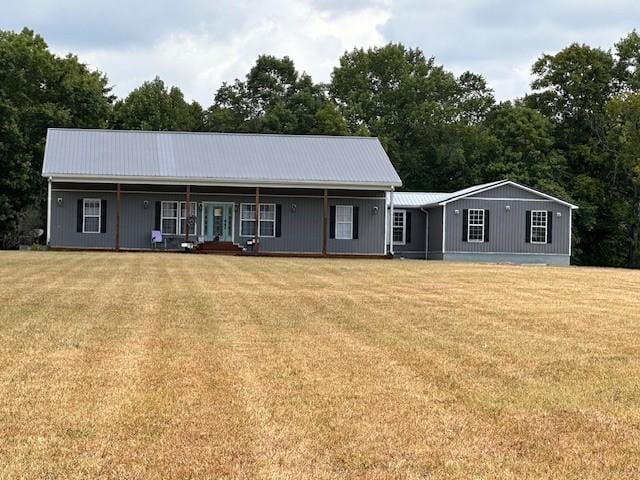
5 0 639 103
53 0 390 104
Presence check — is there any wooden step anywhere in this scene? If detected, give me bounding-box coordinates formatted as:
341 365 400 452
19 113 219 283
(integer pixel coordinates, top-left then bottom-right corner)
197 241 243 253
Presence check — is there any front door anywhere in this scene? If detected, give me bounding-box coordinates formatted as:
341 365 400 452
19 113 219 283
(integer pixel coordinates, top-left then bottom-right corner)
202 203 234 241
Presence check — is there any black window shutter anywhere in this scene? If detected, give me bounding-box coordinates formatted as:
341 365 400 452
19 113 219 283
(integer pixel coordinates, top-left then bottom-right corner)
276 204 282 237
462 209 468 242
155 202 161 230
77 199 83 232
547 211 553 244
406 211 412 243
484 210 490 242
525 210 531 243
329 206 336 239
352 206 359 239
100 200 107 233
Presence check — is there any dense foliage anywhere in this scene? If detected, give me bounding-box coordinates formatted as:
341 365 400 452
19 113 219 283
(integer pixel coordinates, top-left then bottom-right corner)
1 27 639 266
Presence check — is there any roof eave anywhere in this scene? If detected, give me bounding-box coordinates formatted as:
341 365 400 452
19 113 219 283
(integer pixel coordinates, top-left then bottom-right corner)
44 173 402 191
436 180 578 209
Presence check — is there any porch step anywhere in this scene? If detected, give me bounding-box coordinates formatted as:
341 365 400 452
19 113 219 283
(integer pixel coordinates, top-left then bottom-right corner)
196 241 243 254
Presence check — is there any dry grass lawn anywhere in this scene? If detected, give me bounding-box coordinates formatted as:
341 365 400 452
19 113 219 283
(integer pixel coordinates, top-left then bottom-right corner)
0 252 639 479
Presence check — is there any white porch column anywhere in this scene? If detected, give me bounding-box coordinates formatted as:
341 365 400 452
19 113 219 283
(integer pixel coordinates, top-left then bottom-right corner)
388 188 394 255
46 177 52 246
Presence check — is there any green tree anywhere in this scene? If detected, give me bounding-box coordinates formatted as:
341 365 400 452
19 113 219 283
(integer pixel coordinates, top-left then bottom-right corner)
0 28 112 241
206 55 348 135
330 43 495 191
482 102 569 196
525 34 640 266
111 77 204 131
615 31 640 92
605 93 640 266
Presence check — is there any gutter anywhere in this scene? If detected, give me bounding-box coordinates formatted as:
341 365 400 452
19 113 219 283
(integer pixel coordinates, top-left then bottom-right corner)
44 175 401 191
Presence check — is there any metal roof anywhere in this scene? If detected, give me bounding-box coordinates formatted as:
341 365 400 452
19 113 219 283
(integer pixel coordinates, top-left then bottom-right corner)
388 192 451 207
42 128 402 188
389 180 577 209
388 182 505 208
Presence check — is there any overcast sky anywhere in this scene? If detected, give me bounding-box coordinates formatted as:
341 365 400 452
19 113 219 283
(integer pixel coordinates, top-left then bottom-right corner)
3 0 639 104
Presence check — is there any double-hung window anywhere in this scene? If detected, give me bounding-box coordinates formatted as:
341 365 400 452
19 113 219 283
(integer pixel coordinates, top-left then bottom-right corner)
240 203 275 237
467 209 485 242
259 204 276 237
162 201 197 235
161 201 178 235
335 205 353 240
180 201 197 236
393 210 406 245
531 210 548 244
83 199 101 233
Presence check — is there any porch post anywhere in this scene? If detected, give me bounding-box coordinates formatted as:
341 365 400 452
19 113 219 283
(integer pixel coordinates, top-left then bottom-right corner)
46 177 52 246
388 188 394 256
254 187 260 253
185 185 191 242
322 189 328 256
115 183 121 251
424 209 429 260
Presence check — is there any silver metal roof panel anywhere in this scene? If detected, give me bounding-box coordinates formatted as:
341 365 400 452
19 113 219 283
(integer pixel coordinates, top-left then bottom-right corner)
42 128 402 188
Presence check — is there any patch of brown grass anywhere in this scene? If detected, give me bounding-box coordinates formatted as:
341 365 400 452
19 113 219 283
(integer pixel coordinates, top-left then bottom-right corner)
0 252 639 479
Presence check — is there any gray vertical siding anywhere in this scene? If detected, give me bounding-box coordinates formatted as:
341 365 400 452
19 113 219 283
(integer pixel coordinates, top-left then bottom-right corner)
393 208 426 259
49 185 386 255
427 206 443 258
50 190 117 248
444 198 571 256
468 184 544 200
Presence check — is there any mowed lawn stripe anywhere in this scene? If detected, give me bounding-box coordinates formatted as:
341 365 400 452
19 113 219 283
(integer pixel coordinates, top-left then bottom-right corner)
0 252 639 479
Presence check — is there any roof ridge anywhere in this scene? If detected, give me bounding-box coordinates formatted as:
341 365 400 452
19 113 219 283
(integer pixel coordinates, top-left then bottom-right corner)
47 127 379 141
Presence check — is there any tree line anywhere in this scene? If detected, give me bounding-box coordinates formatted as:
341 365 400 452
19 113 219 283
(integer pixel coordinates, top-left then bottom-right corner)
1 27 639 267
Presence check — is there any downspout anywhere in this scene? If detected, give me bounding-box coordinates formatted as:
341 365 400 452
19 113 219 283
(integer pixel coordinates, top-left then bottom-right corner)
46 177 52 247
421 208 429 260
441 203 447 255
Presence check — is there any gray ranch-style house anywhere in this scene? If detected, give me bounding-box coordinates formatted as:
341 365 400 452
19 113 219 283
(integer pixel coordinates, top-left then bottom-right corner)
389 180 578 265
43 128 401 256
42 128 577 264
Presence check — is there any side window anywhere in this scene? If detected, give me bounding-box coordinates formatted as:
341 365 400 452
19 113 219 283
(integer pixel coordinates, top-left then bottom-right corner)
83 199 101 233
393 210 406 245
467 209 485 242
335 205 353 240
161 201 178 234
531 210 548 244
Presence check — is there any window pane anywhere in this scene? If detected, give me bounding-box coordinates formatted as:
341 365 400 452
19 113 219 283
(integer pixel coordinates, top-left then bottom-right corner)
260 220 274 237
84 216 99 233
162 202 177 218
336 223 352 239
469 209 484 225
84 200 100 216
532 227 546 243
393 211 404 227
180 219 196 236
241 204 255 220
469 225 483 241
260 204 275 221
336 206 352 222
162 219 177 235
241 220 256 236
393 227 404 242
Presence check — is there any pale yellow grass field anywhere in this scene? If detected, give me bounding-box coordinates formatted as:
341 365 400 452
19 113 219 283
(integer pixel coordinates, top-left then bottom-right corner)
0 252 639 479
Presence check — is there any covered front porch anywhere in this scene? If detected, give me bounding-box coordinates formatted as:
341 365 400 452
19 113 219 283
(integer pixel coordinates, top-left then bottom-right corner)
48 181 390 257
